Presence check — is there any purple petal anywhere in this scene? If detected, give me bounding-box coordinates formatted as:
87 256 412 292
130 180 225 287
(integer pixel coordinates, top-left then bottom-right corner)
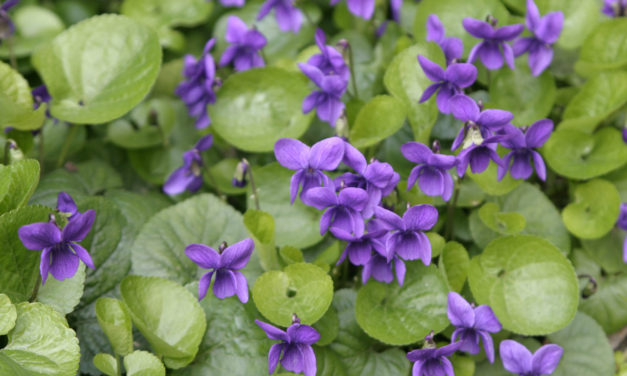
526 119 554 147
275 3 302 33
49 246 80 281
411 360 425 376
503 43 515 69
195 134 213 151
274 138 310 170
374 206 404 230
316 96 345 127
426 14 445 43
290 170 305 204
473 305 502 332
347 0 375 19
18 222 62 250
268 343 284 374
442 171 454 201
513 37 534 56
526 0 541 30
418 167 444 196
500 340 533 374
197 271 214 300
528 43 554 76
287 324 320 345
314 28 326 51
442 37 464 64
309 137 345 170
163 167 196 195
419 83 441 103
302 186 337 210
300 344 317 376
536 12 563 44
510 152 533 179
445 63 478 88
477 109 513 130
233 271 249 303
450 95 480 122
185 244 220 269
447 291 475 327
71 243 95 269
220 238 254 269
402 142 433 164
302 92 320 114
343 142 367 173
256 320 288 341
478 330 496 363
435 85 456 114
225 16 248 43
369 255 394 283
467 42 482 64
394 257 406 285
338 187 369 211
493 24 524 41
478 42 505 70
57 192 77 216
281 345 305 373
212 269 238 299
40 248 51 285
407 165 424 191
403 204 438 231
319 209 333 234
468 148 491 173
462 18 494 38
298 63 325 87
531 344 563 375
417 55 445 82
347 241 372 265
531 151 547 181
62 210 95 242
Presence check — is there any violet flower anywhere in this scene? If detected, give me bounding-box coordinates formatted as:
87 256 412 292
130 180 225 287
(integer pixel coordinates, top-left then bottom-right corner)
163 134 213 196
220 16 266 72
257 0 302 33
219 0 245 7
274 137 345 203
232 159 249 188
32 85 53 119
175 39 218 129
374 204 438 265
185 238 253 302
406 339 463 376
362 243 407 285
426 14 463 65
299 62 347 127
449 94 513 150
447 292 501 362
456 135 504 177
418 55 477 114
303 182 369 236
18 208 96 284
330 0 374 20
463 17 524 70
513 0 563 76
616 203 627 263
500 340 563 376
401 141 457 201
497 120 553 181
307 29 349 81
603 0 626 17
57 192 78 219
256 315 320 376
623 128 627 143
331 219 387 266
0 0 18 40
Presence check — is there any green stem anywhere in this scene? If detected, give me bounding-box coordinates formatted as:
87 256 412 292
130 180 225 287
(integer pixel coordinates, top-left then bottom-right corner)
347 43 360 99
56 125 79 168
116 354 122 376
445 178 462 240
29 274 41 302
246 159 261 210
3 140 10 165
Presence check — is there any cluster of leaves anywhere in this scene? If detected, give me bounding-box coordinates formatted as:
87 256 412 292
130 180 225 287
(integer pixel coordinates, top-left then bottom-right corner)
0 0 626 375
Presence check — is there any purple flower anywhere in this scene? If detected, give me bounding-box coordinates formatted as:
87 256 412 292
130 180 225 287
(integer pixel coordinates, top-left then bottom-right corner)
362 244 407 285
163 135 213 195
330 0 375 19
219 16 266 72
274 137 345 203
303 183 369 236
374 204 438 265
0 0 18 40
185 238 253 302
57 192 78 219
447 292 501 362
256 316 320 376
500 340 563 376
426 14 463 65
497 119 553 181
418 55 477 114
463 18 524 70
401 142 457 201
616 203 627 263
307 29 349 81
406 340 463 376
175 39 218 129
232 159 249 188
623 128 627 143
390 0 402 23
513 0 563 76
219 0 245 7
299 62 347 126
330 219 387 266
449 94 513 150
603 0 627 17
456 135 504 177
257 0 302 33
18 209 96 285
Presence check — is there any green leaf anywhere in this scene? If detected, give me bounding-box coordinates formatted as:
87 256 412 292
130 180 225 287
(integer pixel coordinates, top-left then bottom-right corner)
536 0 601 50
95 297 133 356
131 193 252 285
313 305 339 346
38 263 85 315
562 179 620 239
0 205 51 303
314 346 348 376
0 5 64 58
205 158 248 196
579 274 627 333
383 43 444 143
0 159 40 214
0 61 45 131
575 19 627 76
452 354 475 376
439 241 470 292
171 283 268 376
478 202 526 235
280 245 305 265
252 263 333 327
120 276 206 369
581 228 627 274
468 162 522 196
349 95 407 148
427 232 446 258
32 14 162 124
330 289 411 376
559 71 627 133
413 0 509 59
544 127 627 180
93 353 118 376
547 312 615 376
487 60 556 126
124 350 166 376
247 163 323 249
107 98 176 149
244 209 280 271
210 67 314 152
355 262 449 345
468 235 579 335
0 302 80 375
0 294 16 335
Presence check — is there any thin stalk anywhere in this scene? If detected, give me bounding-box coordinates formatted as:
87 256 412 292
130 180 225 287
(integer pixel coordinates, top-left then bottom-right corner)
3 140 9 165
7 37 17 70
347 43 360 99
245 158 260 210
56 125 79 168
445 179 462 240
29 274 41 302
116 354 122 376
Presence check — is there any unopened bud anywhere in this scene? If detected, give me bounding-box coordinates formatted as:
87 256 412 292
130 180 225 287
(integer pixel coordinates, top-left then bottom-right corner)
233 159 249 188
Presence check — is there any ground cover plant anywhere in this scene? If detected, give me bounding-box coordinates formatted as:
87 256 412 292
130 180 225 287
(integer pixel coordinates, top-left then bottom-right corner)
0 0 626 375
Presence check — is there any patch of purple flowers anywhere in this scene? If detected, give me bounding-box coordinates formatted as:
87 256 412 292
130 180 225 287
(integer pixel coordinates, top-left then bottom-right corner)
463 17 524 70
418 55 477 114
497 119 553 181
401 141 457 201
163 134 213 196
220 16 266 72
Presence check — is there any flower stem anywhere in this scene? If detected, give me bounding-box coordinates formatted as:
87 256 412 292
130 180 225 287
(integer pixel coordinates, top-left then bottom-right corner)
56 125 79 168
29 274 42 302
445 178 462 240
347 43 360 99
116 354 122 376
245 158 261 210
